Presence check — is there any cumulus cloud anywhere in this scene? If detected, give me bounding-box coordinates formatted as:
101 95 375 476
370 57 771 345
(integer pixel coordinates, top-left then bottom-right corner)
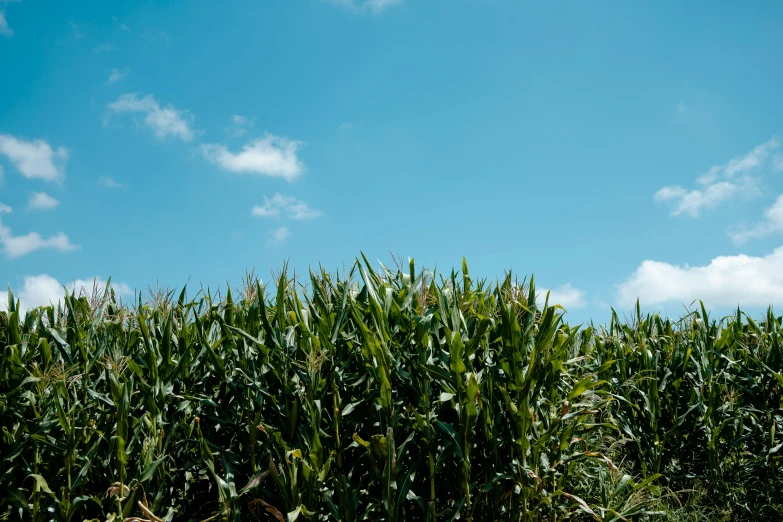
3 232 78 258
107 68 129 85
108 93 195 141
0 204 78 258
655 137 778 217
201 135 305 181
729 193 783 244
0 134 69 182
536 284 587 309
5 274 132 314
0 10 12 37
28 192 60 210
251 193 322 220
617 247 783 308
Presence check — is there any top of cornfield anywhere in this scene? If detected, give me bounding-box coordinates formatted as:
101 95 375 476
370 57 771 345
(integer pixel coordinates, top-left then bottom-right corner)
2 257 782 521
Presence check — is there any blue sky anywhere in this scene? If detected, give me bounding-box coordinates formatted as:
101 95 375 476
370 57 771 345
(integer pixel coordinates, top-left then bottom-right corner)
2 0 783 323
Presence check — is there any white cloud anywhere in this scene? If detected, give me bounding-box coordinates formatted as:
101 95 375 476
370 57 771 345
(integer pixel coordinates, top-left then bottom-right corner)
108 93 195 141
9 274 62 313
365 0 401 13
0 10 13 37
654 178 756 217
3 232 78 258
537 284 587 309
677 102 685 113
251 193 322 220
99 176 126 189
338 122 355 131
201 135 305 181
617 246 783 308
107 68 129 85
332 0 402 14
0 206 78 258
729 193 783 244
229 114 254 137
6 274 132 314
0 134 69 182
267 226 291 247
655 137 778 217
723 137 779 177
774 154 783 172
28 192 60 210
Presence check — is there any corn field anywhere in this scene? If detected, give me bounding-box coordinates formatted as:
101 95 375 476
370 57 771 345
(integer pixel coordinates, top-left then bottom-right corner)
1 257 782 521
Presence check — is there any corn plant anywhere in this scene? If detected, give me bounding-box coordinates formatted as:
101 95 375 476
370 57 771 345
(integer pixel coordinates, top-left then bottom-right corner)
1 257 782 521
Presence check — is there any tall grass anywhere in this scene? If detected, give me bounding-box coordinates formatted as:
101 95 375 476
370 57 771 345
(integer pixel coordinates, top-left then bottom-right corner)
1 257 781 521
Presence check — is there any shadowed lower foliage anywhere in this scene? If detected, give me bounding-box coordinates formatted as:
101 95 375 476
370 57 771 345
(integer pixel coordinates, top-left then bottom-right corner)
1 257 782 521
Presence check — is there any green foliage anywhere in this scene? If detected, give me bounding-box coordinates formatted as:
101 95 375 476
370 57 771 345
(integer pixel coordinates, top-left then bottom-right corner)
1 258 781 521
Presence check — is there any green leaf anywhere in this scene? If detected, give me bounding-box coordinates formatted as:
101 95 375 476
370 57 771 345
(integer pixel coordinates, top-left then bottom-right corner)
27 474 56 497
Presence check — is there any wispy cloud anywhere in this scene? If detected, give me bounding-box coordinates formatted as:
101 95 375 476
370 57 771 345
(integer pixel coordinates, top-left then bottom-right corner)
338 122 356 131
617 246 783 308
0 134 68 182
655 137 778 217
723 138 780 177
331 0 402 14
5 274 132 314
112 17 131 32
654 178 757 217
251 193 322 220
233 114 250 126
107 68 129 86
201 135 305 181
774 154 783 172
28 192 60 211
729 193 783 244
69 20 84 39
108 93 195 141
229 114 254 137
99 176 126 189
267 226 291 247
0 203 78 258
0 10 13 37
